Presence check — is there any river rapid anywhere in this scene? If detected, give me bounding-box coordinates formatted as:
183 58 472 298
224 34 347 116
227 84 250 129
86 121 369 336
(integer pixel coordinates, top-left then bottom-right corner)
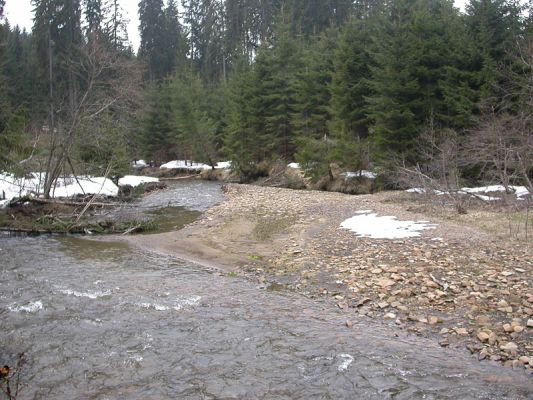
1 181 532 399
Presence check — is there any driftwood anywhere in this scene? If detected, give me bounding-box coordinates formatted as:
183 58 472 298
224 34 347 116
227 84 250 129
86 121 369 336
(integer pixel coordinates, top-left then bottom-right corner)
159 175 199 181
122 224 141 235
17 197 121 208
0 227 52 234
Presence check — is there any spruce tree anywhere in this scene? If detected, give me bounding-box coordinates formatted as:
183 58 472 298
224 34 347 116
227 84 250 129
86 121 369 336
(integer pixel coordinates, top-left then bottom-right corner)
84 0 103 36
138 0 167 81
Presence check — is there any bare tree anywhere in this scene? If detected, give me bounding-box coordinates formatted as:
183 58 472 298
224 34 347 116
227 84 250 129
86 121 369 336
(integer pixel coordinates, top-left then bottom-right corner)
42 39 141 198
463 35 533 196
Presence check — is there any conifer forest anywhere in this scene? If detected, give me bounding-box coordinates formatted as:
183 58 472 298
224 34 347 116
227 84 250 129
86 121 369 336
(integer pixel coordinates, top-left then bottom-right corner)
0 0 532 189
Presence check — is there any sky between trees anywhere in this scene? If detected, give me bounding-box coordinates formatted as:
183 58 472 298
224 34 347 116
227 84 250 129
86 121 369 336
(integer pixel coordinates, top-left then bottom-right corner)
3 0 470 53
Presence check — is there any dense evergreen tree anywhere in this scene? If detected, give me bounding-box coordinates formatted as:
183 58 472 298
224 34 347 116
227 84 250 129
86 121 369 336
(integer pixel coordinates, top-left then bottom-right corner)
84 0 103 36
139 0 167 81
466 0 524 102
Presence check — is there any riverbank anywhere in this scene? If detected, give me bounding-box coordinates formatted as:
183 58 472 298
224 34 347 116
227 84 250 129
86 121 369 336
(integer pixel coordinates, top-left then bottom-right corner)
123 183 533 370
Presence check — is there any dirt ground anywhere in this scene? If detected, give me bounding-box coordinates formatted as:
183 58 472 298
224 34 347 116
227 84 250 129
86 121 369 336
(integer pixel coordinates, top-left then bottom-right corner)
124 183 532 370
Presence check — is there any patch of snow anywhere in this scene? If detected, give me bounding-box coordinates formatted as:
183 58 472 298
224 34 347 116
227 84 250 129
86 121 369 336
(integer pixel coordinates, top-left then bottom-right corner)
8 300 43 313
355 210 373 214
342 170 377 179
131 159 147 169
1 172 118 207
340 212 437 239
215 161 232 169
337 354 354 372
118 175 159 187
407 185 530 200
51 176 118 198
160 160 211 170
287 162 300 169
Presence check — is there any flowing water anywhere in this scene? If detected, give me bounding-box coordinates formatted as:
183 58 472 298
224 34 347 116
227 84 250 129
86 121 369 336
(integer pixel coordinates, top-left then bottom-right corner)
1 181 532 399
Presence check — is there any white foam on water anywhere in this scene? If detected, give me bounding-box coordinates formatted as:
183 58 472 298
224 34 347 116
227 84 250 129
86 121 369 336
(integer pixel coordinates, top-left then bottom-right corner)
59 289 111 299
137 302 170 311
338 354 354 372
172 295 201 311
134 296 201 312
8 300 43 313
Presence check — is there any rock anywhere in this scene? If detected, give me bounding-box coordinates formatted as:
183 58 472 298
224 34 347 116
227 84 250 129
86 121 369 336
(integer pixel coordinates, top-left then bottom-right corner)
503 323 513 333
455 327 469 336
377 278 395 288
378 301 389 309
371 268 383 274
527 319 533 328
513 325 524 333
439 328 450 335
475 315 490 325
518 356 530 365
428 316 439 325
384 312 396 319
345 320 354 328
355 298 371 307
477 331 490 342
488 332 498 345
478 348 490 360
497 299 509 307
500 342 518 353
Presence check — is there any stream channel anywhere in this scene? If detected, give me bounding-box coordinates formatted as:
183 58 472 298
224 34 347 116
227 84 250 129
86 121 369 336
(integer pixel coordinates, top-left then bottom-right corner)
1 181 532 399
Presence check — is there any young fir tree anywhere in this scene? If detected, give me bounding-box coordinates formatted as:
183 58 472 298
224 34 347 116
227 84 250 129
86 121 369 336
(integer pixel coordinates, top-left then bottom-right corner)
252 19 301 160
466 0 524 103
141 83 177 163
366 0 477 161
171 73 220 167
292 33 336 179
223 57 264 176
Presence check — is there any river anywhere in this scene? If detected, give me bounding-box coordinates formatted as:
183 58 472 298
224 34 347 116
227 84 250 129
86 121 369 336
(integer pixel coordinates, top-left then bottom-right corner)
1 181 532 399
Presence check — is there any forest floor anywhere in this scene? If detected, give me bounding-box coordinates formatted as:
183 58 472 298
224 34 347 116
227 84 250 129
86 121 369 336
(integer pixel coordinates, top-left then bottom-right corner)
124 183 532 370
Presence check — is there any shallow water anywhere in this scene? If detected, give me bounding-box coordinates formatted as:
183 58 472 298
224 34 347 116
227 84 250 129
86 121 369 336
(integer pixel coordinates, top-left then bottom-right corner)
1 182 532 399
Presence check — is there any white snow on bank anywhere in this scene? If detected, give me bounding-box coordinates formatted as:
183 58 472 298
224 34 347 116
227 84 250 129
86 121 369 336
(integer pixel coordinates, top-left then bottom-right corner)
288 162 300 169
0 172 118 207
160 160 211 170
342 170 377 179
460 185 529 198
215 161 232 169
52 177 118 198
131 159 147 169
118 175 159 187
340 211 437 239
160 160 232 170
407 185 530 200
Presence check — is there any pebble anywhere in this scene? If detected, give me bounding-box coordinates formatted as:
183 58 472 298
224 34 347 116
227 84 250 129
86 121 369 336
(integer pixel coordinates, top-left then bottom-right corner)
455 327 469 336
527 319 533 328
500 342 518 353
477 331 490 342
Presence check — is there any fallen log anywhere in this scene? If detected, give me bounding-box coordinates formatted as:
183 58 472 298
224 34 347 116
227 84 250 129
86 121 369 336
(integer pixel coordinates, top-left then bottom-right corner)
15 197 121 208
159 174 199 181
